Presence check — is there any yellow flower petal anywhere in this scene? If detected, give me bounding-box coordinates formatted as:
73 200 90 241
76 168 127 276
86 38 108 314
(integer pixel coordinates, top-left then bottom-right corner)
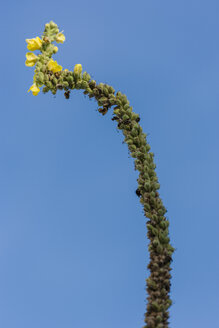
26 52 38 61
25 59 36 67
47 59 56 71
47 59 62 73
26 37 42 51
74 64 82 74
35 37 42 47
52 64 62 73
28 84 40 96
56 33 65 43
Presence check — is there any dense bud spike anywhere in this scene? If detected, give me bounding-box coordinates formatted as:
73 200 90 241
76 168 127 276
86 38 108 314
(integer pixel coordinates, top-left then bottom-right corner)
26 21 175 328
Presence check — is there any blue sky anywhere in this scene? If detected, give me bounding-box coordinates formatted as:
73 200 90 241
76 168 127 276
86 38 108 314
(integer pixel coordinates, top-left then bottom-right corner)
0 1 219 327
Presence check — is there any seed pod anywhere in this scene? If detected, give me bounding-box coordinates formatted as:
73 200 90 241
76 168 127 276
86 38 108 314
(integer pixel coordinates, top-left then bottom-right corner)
52 77 58 85
155 316 163 325
103 87 109 96
129 145 137 151
109 97 116 105
140 198 144 205
147 224 157 236
46 81 53 89
164 299 172 310
153 183 160 190
144 203 150 211
126 139 133 145
146 278 157 290
136 152 144 159
86 87 92 93
82 72 91 82
98 97 108 104
159 232 169 244
151 301 160 312
144 182 151 192
158 208 165 216
156 244 163 254
152 238 160 247
98 83 104 92
89 80 96 88
36 72 44 83
145 144 151 152
42 86 49 93
113 108 120 115
63 81 69 87
123 114 129 120
130 129 138 137
108 86 115 94
41 65 47 73
126 108 132 115
160 220 169 229
67 75 74 84
157 324 164 328
167 245 175 253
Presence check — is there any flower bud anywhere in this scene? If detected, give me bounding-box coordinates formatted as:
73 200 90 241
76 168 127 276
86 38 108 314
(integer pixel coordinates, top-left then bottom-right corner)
108 86 115 94
36 72 44 84
67 75 74 84
74 64 82 74
81 80 88 88
156 244 163 254
63 81 69 87
113 108 120 115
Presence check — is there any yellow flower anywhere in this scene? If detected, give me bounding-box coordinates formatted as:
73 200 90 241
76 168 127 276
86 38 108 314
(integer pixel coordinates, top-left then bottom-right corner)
28 84 40 96
47 59 62 73
56 33 65 43
74 64 82 74
26 37 42 51
25 52 38 67
25 60 36 67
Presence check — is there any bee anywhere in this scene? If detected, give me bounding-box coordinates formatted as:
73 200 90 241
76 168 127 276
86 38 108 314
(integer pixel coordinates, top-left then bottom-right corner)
57 84 63 90
136 117 140 123
64 90 70 99
135 188 141 197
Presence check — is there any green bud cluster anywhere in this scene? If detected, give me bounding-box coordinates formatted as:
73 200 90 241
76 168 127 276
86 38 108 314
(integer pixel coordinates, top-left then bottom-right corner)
29 21 175 328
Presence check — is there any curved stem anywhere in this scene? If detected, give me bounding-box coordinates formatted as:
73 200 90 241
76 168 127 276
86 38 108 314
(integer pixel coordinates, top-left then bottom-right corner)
27 21 175 328
44 72 175 328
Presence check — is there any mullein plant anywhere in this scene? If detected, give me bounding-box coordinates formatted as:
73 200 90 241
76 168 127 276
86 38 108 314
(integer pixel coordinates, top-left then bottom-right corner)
25 21 175 328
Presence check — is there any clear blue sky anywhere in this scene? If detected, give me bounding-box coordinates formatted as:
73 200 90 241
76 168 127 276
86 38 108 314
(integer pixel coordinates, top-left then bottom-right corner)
0 1 219 327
